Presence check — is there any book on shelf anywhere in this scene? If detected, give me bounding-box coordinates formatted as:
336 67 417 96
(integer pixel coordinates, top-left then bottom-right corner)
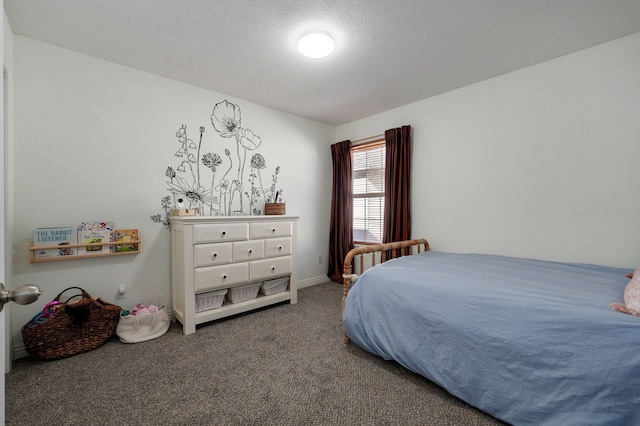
32 227 78 259
77 221 114 256
113 229 139 252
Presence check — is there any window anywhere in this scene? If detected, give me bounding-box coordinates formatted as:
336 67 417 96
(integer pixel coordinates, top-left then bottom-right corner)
352 140 385 244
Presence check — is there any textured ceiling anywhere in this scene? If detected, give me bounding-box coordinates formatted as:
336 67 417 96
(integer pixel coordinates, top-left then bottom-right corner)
5 0 640 126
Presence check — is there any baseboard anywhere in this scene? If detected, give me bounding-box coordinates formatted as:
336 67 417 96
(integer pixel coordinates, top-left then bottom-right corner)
13 344 27 361
297 275 331 289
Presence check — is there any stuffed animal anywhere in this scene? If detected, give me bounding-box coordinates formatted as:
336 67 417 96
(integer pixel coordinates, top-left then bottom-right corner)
130 303 159 316
610 268 640 316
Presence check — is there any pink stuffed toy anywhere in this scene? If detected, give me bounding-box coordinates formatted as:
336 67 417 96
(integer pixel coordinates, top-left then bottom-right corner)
131 303 159 316
610 268 640 316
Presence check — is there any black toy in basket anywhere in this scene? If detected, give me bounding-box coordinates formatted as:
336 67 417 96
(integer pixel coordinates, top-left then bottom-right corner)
21 286 121 360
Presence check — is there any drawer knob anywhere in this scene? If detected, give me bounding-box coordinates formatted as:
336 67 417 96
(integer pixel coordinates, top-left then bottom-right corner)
271 266 276 271
278 245 282 250
221 231 226 236
271 228 276 233
222 274 227 280
249 249 253 254
212 252 218 258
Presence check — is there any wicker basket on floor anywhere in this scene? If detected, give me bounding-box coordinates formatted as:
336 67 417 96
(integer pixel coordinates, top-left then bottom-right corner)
21 287 121 360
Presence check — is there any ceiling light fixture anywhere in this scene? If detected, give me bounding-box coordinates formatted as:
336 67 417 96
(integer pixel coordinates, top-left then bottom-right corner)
298 32 335 59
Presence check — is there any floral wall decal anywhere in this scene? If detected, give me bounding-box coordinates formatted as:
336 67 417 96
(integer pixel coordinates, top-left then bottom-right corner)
151 100 282 228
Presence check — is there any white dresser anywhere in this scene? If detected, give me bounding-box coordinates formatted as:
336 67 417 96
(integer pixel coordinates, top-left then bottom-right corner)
171 215 298 335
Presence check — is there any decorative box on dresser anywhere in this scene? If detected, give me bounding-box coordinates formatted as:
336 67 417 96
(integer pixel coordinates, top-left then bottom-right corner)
171 215 298 335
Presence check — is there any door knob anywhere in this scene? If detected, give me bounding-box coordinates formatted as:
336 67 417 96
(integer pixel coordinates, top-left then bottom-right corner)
0 283 42 312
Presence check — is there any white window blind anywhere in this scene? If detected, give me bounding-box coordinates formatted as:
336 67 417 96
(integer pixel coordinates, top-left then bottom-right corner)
352 141 385 244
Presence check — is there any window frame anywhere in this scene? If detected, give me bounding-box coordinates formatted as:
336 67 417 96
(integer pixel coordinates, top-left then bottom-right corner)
351 138 386 245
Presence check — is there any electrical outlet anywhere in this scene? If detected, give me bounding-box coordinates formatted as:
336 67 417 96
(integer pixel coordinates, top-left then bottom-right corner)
116 285 127 299
317 255 322 264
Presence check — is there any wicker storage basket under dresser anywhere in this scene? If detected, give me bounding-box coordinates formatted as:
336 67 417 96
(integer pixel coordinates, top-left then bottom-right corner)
171 215 298 335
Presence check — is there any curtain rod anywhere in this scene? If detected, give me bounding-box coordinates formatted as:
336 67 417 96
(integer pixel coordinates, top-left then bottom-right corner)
351 133 384 145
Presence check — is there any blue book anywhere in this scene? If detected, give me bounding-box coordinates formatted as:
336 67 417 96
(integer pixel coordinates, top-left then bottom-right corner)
32 227 77 258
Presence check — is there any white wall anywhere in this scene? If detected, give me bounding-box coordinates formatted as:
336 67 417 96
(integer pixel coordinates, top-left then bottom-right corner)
8 27 640 355
337 32 640 269
10 36 335 352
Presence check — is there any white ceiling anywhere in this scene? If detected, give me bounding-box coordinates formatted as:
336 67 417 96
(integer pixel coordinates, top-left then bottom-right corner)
5 1 640 126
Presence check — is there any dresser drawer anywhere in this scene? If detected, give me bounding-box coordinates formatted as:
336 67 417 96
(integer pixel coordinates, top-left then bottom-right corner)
250 256 292 281
193 223 248 244
194 242 232 268
250 221 292 239
233 240 264 262
264 237 292 258
194 263 249 292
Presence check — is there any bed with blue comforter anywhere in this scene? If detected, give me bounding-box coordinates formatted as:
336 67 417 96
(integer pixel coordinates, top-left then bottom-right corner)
342 244 640 425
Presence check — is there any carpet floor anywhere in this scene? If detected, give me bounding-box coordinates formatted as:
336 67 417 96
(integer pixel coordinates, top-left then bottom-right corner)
6 282 506 425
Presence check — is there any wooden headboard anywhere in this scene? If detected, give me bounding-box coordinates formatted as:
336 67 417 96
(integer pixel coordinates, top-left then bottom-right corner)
341 238 430 343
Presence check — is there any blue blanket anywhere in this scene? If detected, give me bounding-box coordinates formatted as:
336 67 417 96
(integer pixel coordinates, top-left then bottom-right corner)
343 251 640 425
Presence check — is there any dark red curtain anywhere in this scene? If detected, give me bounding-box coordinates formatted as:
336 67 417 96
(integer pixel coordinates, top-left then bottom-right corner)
383 125 412 243
327 140 353 283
